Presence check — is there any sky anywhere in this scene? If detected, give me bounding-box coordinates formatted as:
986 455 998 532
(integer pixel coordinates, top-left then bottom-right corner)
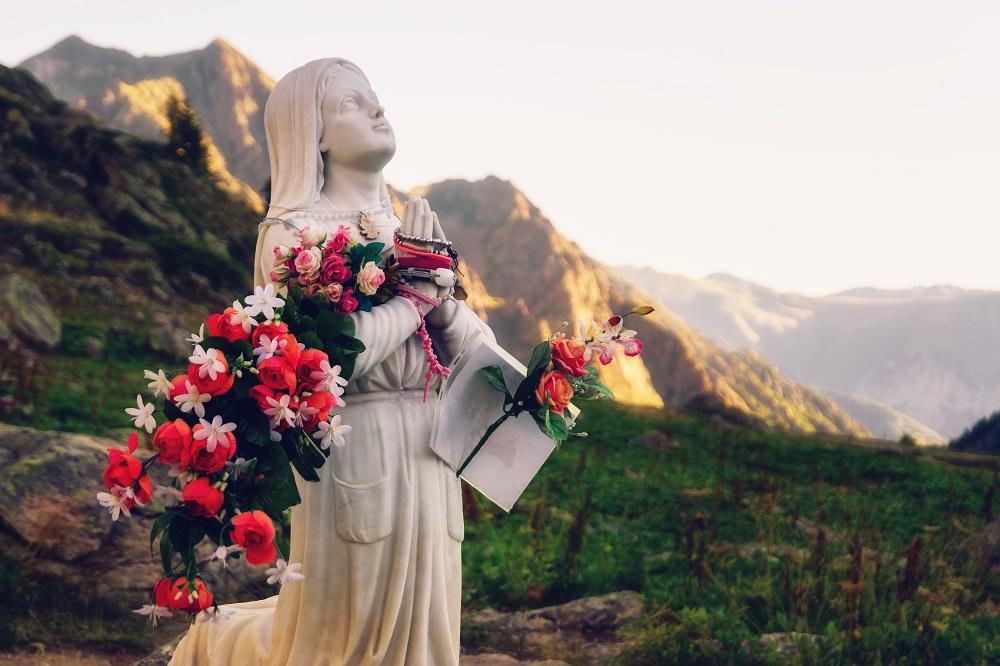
3 0 999 296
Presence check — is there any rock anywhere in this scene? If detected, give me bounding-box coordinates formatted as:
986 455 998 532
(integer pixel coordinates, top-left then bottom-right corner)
0 272 61 349
133 633 185 666
82 335 104 358
634 430 678 449
0 317 12 344
147 313 192 360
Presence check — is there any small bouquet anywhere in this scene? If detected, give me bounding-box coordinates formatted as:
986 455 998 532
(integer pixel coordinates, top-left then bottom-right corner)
457 306 653 475
96 224 387 624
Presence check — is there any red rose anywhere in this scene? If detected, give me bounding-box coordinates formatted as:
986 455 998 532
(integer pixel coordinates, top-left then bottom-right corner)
249 384 276 412
182 477 225 518
104 448 142 490
257 355 297 392
230 510 277 565
131 474 153 506
534 370 574 415
252 320 289 348
550 333 589 377
165 375 190 401
207 308 252 343
296 349 330 391
299 391 336 430
275 333 301 368
187 425 236 473
152 419 193 465
187 355 233 396
337 288 358 314
154 576 214 614
326 230 352 254
320 253 352 285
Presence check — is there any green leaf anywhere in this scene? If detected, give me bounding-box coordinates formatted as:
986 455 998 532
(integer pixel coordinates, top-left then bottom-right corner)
316 309 353 341
290 455 321 482
150 512 174 558
589 381 615 399
526 341 553 377
297 330 324 352
298 315 316 333
478 365 510 396
230 400 271 448
158 530 174 574
546 412 570 441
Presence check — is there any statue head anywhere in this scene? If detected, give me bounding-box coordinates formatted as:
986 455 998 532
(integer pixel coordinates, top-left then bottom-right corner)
264 58 395 215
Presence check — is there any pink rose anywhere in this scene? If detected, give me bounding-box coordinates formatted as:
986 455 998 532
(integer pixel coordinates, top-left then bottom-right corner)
320 254 352 285
337 288 358 314
297 225 326 249
355 261 385 296
321 282 343 303
327 226 353 253
294 247 323 284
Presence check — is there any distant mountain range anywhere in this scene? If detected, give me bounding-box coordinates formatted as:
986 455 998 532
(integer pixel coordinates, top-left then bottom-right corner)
0 52 864 437
617 268 1000 439
19 36 273 209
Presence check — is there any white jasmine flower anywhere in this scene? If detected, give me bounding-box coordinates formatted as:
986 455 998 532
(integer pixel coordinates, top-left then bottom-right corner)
244 284 285 321
97 486 135 521
294 403 320 428
194 415 237 453
226 457 253 480
175 381 211 418
253 334 280 364
310 360 349 403
186 324 206 345
167 467 196 488
197 607 235 623
229 300 259 333
211 544 246 568
144 369 172 397
152 484 184 507
313 414 352 449
189 345 226 381
264 394 296 429
125 394 156 433
266 559 304 586
133 604 172 627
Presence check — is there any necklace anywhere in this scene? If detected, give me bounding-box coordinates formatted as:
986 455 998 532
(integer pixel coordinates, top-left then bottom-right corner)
260 195 394 240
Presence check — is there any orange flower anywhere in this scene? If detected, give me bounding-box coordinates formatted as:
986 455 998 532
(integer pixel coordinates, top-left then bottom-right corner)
535 370 574 415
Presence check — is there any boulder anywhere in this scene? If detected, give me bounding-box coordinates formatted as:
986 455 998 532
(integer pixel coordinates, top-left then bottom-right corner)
0 272 61 349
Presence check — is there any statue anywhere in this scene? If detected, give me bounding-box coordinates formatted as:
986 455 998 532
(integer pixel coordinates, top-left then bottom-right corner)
170 57 494 665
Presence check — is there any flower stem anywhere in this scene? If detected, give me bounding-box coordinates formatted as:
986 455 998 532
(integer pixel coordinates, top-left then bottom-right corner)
456 410 513 477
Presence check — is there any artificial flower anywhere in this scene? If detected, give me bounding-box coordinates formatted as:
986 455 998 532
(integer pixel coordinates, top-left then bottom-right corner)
182 477 225 518
144 369 172 398
313 414 352 449
355 261 385 296
230 510 277 565
193 415 237 454
244 284 285 321
152 419 192 465
535 370 574 415
174 380 212 418
266 559 304 586
125 394 156 433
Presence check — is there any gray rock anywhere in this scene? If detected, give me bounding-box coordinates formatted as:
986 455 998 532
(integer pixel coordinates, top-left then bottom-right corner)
148 313 192 360
133 632 185 666
0 272 61 349
82 335 104 358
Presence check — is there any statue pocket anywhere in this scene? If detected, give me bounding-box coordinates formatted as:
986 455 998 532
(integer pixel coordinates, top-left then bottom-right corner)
333 474 393 544
446 476 464 542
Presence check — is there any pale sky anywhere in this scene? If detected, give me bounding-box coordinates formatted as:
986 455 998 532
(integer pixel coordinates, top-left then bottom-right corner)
3 0 999 296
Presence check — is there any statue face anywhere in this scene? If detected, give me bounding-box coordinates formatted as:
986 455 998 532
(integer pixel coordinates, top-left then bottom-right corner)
318 69 396 172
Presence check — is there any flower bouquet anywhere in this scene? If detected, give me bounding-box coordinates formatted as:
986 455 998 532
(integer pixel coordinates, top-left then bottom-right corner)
456 306 653 476
97 224 392 623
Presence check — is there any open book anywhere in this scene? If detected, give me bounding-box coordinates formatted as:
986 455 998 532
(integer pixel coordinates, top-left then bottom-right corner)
431 331 565 512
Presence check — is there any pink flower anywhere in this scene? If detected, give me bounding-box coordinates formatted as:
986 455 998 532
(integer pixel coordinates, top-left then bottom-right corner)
338 288 358 314
320 254 351 285
321 283 343 303
355 261 385 296
297 225 326 249
327 226 353 253
294 247 323 284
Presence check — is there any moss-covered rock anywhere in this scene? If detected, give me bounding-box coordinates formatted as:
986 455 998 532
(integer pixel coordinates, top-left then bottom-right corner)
0 272 61 349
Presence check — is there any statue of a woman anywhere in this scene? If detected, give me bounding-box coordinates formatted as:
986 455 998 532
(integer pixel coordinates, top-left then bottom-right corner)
170 57 493 666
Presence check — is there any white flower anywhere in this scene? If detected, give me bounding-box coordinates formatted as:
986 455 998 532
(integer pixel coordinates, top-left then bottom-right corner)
189 345 226 381
197 607 235 623
175 381 211 418
266 559 304 586
125 394 156 433
310 360 348 404
269 428 283 442
144 369 172 398
133 604 172 627
264 394 296 429
313 414 352 449
97 486 135 521
297 224 326 249
294 403 320 428
244 284 285 321
253 334 280 364
230 300 259 333
194 415 237 453
211 544 246 568
226 457 253 480
186 323 206 345
168 467 196 488
153 484 184 507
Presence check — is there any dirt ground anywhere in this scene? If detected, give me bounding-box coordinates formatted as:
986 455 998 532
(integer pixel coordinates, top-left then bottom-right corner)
0 646 146 666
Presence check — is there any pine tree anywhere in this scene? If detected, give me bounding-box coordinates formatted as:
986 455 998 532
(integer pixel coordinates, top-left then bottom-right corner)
165 94 209 174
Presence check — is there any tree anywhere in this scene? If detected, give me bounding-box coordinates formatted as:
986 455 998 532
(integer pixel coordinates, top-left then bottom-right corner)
165 94 208 174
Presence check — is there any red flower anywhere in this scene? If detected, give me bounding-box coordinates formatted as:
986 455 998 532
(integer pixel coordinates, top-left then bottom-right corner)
230 510 277 565
187 356 233 396
252 320 289 348
550 333 589 377
326 230 352 254
165 375 190 401
257 355 297 392
182 477 225 518
207 308 252 343
274 333 301 368
249 384 276 412
104 447 142 491
187 425 236 473
153 576 214 614
153 419 193 466
131 475 153 506
299 391 336 430
320 253 352 285
296 348 330 391
535 370 574 416
337 288 358 314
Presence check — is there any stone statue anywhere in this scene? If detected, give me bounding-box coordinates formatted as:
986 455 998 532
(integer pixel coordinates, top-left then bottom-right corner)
170 57 494 665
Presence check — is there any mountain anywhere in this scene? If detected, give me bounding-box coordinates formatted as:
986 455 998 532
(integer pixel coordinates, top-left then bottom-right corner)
819 389 947 446
950 409 1000 454
617 267 1000 438
18 36 273 208
423 178 863 435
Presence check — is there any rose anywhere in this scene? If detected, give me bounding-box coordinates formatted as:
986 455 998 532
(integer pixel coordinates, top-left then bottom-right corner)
320 253 352 285
230 510 277 565
326 226 353 253
187 356 233 396
188 425 236 473
165 374 190 401
104 448 142 490
296 349 330 391
355 261 385 296
207 308 251 343
321 282 343 303
299 391 336 430
550 333 589 377
534 370 574 415
182 476 225 518
274 333 301 368
337 288 358 314
252 320 289 348
297 224 326 249
257 355 297 392
154 576 214 614
153 419 193 465
248 384 276 412
294 247 323 284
